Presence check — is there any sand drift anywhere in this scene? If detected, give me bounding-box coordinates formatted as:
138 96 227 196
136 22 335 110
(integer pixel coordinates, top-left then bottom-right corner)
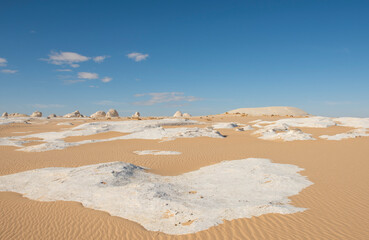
0 158 312 235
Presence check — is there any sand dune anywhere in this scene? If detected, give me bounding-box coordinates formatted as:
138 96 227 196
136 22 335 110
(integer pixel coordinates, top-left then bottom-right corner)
227 106 308 116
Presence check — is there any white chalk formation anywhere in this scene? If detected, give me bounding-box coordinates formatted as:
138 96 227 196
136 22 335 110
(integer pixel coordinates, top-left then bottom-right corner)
106 109 119 118
182 113 192 118
2 112 8 117
63 110 82 118
0 158 313 235
90 111 106 118
320 128 369 140
48 114 57 118
0 119 223 152
30 111 42 117
212 122 239 129
173 111 183 118
134 150 181 155
132 112 140 118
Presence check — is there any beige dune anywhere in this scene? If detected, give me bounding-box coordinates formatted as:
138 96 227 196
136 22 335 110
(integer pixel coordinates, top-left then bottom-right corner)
227 106 308 116
0 115 369 239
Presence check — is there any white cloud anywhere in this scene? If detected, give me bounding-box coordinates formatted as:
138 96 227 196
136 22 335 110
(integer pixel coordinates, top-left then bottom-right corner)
89 85 99 88
56 69 72 72
44 51 90 67
64 79 86 84
1 69 18 74
78 72 99 79
32 104 65 109
93 55 109 63
70 64 80 68
0 57 7 67
127 52 149 62
101 77 112 83
133 92 201 106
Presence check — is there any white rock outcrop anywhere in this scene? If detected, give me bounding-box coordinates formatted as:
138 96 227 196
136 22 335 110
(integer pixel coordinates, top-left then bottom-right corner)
1 112 8 117
90 111 106 118
106 109 119 118
182 113 192 118
48 114 57 118
63 111 81 118
173 111 183 118
132 112 140 118
9 113 29 117
30 111 42 117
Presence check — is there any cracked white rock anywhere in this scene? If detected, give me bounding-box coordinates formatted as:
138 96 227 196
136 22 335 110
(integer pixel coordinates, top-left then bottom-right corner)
0 158 313 235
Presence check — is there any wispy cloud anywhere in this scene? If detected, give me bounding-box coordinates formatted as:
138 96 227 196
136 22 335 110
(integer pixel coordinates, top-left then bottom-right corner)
94 100 126 106
32 104 65 109
93 55 109 63
43 51 90 67
101 77 112 83
127 52 149 62
56 69 72 72
0 57 7 67
1 69 18 74
133 92 201 106
89 85 99 88
78 72 99 79
63 79 86 84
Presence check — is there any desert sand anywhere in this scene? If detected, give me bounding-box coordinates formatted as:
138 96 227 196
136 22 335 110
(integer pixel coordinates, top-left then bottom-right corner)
1 113 369 239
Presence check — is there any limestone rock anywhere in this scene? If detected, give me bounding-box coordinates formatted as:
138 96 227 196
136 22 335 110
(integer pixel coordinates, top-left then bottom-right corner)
48 114 57 118
90 111 106 118
2 112 8 117
9 113 29 117
173 111 182 118
63 110 81 118
132 112 140 118
31 111 42 117
182 113 192 118
106 109 119 118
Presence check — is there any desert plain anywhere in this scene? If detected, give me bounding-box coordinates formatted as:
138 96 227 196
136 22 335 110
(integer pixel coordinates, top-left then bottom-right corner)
1 108 369 240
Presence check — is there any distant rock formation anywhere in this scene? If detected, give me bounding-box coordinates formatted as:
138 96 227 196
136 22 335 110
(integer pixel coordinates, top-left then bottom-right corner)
173 111 183 118
106 109 119 118
2 112 8 117
182 113 191 118
226 106 308 117
48 114 57 118
63 110 81 118
30 111 42 117
132 112 140 118
8 113 29 117
90 111 106 118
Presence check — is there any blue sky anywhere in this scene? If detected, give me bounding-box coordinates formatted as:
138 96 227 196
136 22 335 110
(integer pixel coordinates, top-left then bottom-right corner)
1 0 369 117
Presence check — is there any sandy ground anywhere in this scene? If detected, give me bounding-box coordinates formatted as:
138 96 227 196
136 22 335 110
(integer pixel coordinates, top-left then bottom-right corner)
1 115 369 239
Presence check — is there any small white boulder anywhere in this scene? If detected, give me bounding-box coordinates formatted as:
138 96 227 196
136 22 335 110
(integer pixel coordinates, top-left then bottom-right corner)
90 111 106 118
173 111 182 118
182 113 192 118
63 110 81 118
2 112 8 117
132 112 140 118
30 111 42 117
106 109 119 118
